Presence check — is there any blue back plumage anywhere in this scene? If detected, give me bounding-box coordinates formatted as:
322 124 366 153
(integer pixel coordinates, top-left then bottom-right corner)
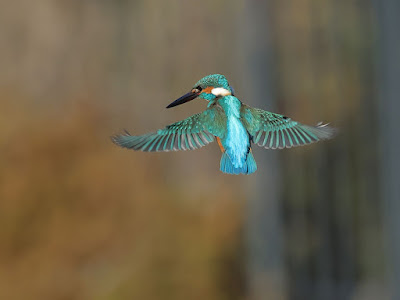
217 95 256 174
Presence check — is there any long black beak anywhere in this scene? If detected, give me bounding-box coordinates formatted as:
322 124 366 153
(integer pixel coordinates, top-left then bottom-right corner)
166 91 199 108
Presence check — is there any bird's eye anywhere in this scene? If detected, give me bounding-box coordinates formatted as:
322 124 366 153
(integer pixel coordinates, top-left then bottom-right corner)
192 86 202 93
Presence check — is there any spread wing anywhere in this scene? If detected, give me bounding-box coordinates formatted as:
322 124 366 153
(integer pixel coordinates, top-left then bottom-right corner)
112 106 226 152
241 105 336 149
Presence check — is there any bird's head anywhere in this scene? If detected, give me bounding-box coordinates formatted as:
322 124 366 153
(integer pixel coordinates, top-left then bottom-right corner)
166 74 235 108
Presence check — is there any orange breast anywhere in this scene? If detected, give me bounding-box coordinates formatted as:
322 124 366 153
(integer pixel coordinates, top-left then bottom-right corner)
216 137 225 153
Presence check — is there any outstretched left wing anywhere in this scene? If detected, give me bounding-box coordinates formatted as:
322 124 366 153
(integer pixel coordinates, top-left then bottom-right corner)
241 105 336 149
112 106 225 152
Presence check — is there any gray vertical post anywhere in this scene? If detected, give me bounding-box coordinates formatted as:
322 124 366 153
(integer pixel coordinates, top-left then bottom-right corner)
376 0 400 299
238 1 287 299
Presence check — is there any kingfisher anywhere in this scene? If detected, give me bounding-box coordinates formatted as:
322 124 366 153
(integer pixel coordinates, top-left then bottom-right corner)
112 74 335 175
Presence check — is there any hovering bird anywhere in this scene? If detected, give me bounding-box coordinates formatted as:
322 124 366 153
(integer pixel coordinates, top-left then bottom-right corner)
112 74 335 175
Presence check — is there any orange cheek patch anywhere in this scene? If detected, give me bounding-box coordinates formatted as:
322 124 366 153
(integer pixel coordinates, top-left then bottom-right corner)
201 86 214 95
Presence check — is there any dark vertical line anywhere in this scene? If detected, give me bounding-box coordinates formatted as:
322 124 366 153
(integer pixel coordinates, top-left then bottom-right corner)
327 1 357 298
308 1 336 299
238 0 287 299
374 0 400 299
313 151 335 300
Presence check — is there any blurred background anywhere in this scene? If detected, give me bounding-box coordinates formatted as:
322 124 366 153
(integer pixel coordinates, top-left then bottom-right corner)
1 0 399 299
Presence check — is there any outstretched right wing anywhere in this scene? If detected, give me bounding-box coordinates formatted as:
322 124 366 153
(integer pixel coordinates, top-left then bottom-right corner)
112 105 226 152
241 105 336 149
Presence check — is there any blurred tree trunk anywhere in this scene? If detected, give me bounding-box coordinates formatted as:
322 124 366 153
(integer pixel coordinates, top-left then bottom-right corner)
239 1 287 300
376 0 400 299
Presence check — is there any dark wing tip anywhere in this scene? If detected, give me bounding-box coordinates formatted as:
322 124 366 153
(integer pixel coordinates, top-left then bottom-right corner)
110 130 132 148
110 135 122 147
313 123 338 140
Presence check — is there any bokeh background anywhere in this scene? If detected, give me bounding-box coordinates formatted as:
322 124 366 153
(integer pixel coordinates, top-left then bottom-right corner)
1 1 399 300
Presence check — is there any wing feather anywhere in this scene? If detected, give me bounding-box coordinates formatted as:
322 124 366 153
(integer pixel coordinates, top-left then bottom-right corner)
112 105 226 152
241 105 336 149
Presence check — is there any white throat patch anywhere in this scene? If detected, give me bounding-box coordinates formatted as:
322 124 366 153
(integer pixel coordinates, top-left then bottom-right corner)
211 87 231 97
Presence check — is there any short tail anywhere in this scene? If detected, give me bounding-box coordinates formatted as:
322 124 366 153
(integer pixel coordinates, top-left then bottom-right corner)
220 151 257 175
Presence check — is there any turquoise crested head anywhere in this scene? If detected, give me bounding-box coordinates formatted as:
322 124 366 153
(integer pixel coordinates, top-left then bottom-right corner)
166 74 235 108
